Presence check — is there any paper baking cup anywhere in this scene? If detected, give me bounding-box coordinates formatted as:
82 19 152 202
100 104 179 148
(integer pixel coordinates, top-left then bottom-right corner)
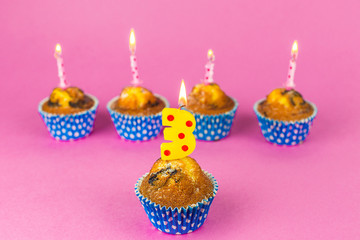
253 99 317 146
107 95 169 141
188 98 238 141
38 95 99 141
135 171 218 235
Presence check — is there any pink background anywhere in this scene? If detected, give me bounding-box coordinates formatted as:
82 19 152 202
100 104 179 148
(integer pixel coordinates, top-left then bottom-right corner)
1 0 360 239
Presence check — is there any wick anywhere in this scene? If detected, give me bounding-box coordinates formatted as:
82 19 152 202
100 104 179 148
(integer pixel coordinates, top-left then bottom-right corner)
178 105 185 110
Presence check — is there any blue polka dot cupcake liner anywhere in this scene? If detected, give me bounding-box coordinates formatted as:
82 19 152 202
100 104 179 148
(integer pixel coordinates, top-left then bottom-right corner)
107 95 169 141
188 98 238 141
38 95 99 141
135 171 218 235
253 99 317 146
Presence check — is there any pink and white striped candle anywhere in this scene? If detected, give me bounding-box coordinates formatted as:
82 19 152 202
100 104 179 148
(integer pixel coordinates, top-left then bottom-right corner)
54 44 69 89
204 49 215 84
285 41 298 90
129 29 142 86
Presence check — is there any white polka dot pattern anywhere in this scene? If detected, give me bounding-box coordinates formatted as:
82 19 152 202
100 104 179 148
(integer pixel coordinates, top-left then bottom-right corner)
38 95 98 141
190 98 238 141
107 95 169 141
253 99 317 146
135 171 218 234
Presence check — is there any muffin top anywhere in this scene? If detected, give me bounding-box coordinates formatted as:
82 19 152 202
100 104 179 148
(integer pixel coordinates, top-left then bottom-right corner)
186 83 235 115
42 87 94 114
257 88 314 121
139 156 214 209
112 86 166 116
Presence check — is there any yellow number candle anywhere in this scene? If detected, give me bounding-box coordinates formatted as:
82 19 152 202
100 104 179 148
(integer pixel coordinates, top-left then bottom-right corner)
161 80 196 160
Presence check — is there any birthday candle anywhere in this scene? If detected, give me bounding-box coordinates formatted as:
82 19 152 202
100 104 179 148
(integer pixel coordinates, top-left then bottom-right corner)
285 41 298 89
129 29 141 86
54 44 69 89
161 80 196 160
204 49 215 84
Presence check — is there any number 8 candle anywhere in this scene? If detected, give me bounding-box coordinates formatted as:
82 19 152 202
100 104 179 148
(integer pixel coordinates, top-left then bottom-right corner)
161 80 196 160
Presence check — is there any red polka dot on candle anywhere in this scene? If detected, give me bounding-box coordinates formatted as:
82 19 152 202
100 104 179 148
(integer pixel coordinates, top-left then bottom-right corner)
186 121 193 127
207 69 210 71
178 133 185 139
164 150 171 156
290 66 292 69
182 145 188 151
288 75 291 78
167 115 174 121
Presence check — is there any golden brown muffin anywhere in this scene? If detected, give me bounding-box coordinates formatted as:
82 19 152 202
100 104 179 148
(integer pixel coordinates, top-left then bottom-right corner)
139 156 214 208
42 87 94 114
257 88 314 121
111 86 166 116
187 83 235 115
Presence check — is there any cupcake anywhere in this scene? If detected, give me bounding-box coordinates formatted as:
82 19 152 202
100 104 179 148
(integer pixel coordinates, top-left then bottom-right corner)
254 88 317 145
108 29 169 141
135 156 218 234
186 83 238 141
39 86 98 141
186 49 237 141
38 44 98 141
107 86 169 141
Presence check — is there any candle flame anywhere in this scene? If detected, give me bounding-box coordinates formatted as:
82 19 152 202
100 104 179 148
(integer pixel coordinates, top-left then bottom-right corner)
207 49 215 61
178 79 187 107
129 28 136 54
55 44 62 54
291 40 298 55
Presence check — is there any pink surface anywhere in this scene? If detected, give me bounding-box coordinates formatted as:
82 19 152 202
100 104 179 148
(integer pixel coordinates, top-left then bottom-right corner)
1 0 360 239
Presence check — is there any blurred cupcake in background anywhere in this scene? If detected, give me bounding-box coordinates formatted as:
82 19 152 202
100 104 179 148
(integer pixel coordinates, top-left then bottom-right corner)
107 29 168 141
39 44 98 141
186 49 238 141
107 86 168 141
254 41 317 146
